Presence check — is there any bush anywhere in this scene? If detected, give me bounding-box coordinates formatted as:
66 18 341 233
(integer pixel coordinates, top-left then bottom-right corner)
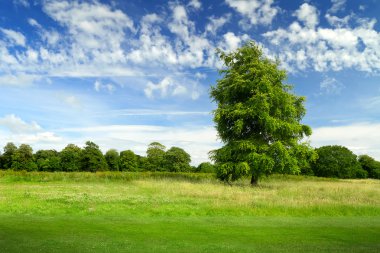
197 162 216 173
355 168 368 179
312 145 361 179
358 155 380 179
372 169 380 179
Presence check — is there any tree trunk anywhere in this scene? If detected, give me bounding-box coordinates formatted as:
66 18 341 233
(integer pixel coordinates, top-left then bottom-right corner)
250 174 258 186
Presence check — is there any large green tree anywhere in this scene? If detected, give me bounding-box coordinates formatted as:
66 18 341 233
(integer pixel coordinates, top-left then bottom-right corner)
146 142 166 171
80 141 108 172
35 149 61 171
358 155 380 179
164 147 191 172
60 144 82 172
119 150 138 171
2 142 17 169
210 41 315 185
105 149 120 171
11 144 37 171
312 145 364 179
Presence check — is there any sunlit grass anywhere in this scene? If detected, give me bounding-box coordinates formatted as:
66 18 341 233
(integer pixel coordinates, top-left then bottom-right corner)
0 171 379 216
0 171 379 252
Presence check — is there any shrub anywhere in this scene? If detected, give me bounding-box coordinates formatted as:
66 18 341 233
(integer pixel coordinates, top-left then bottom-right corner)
355 168 368 179
358 155 380 179
197 162 216 173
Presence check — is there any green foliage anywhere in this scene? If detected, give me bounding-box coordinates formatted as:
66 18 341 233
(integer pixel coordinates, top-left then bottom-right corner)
358 155 380 179
372 169 380 179
105 149 120 171
11 144 37 171
355 168 368 179
119 150 138 171
34 150 61 172
210 41 315 184
146 142 166 171
136 155 149 171
81 141 108 172
0 142 195 173
312 145 362 179
164 147 191 172
2 142 17 169
197 162 216 173
60 144 82 172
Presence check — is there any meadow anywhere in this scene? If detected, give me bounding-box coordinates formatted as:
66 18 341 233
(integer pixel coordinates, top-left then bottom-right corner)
0 171 379 252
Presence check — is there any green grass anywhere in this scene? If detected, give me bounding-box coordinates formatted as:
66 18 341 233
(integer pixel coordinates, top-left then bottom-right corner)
0 171 379 252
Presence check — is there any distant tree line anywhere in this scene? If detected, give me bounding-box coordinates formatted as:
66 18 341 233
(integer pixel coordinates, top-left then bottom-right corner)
0 141 378 180
0 141 215 173
301 145 380 179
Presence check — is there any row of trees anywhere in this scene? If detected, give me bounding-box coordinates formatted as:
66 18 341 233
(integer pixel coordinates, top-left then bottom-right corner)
0 141 215 173
303 145 380 179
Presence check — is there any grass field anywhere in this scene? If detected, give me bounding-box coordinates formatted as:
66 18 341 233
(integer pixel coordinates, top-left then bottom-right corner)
0 171 379 252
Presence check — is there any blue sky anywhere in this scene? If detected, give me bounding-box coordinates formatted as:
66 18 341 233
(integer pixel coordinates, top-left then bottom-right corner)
0 0 379 164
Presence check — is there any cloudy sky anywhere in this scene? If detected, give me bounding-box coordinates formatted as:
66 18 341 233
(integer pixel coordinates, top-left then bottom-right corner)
0 0 379 164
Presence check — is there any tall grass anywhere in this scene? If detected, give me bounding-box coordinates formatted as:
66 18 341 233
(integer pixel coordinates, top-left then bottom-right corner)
0 170 214 183
0 171 379 217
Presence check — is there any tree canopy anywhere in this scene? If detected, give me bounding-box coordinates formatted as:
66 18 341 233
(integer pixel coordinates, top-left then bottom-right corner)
146 142 166 171
0 141 198 173
312 145 364 179
164 147 191 172
11 144 37 171
60 144 82 172
2 142 17 170
210 41 316 185
105 149 120 171
358 155 380 179
120 150 138 171
81 141 108 172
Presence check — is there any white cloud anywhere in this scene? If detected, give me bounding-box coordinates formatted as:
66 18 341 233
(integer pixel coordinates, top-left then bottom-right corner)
225 0 278 27
15 132 63 144
12 0 29 7
320 77 344 94
127 13 178 66
205 14 231 35
195 72 207 79
310 122 380 161
168 3 213 68
325 13 351 28
144 75 202 100
328 0 346 14
0 130 63 151
0 74 41 86
361 96 380 110
63 95 82 108
0 114 42 134
43 0 134 60
0 28 26 46
219 32 250 52
144 77 187 99
28 18 41 28
293 3 319 29
263 6 380 73
94 80 116 93
107 109 210 117
188 0 201 9
0 1 222 89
